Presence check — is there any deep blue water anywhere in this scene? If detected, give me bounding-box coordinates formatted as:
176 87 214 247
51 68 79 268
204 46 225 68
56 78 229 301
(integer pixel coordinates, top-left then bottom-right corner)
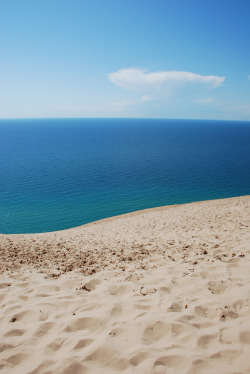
0 118 250 234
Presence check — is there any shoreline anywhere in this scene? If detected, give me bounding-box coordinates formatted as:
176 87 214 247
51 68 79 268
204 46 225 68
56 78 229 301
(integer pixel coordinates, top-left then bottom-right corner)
75 193 250 229
1 195 250 373
1 195 249 277
2 193 250 237
1 193 249 235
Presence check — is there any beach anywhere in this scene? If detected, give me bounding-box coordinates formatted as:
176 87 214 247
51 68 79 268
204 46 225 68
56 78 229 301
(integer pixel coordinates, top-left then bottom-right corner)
1 195 250 373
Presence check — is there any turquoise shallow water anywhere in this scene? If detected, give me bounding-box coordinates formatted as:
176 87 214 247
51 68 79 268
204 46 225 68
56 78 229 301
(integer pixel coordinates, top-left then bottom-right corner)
0 118 250 234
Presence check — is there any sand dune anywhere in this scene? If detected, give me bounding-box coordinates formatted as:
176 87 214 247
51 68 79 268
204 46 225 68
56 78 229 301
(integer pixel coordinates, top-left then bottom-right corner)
1 196 250 373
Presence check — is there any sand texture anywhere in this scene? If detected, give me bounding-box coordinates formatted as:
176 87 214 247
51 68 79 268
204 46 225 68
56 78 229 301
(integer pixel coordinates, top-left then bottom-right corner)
1 195 250 373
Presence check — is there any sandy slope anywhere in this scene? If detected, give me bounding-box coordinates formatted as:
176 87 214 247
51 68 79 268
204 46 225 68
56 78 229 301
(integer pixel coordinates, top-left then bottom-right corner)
0 196 250 374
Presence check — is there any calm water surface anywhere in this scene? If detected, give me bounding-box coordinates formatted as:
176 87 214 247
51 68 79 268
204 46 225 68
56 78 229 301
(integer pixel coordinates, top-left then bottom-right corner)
0 118 250 233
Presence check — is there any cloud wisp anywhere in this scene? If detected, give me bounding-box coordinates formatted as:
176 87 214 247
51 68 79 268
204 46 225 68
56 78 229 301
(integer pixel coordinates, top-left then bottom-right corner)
108 68 225 98
195 97 215 104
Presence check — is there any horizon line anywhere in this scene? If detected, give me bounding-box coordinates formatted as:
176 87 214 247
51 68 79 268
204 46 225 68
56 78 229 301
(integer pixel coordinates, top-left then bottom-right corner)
0 116 250 123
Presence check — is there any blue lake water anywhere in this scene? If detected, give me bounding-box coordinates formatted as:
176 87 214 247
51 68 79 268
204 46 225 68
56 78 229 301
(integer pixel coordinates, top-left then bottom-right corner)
0 118 250 234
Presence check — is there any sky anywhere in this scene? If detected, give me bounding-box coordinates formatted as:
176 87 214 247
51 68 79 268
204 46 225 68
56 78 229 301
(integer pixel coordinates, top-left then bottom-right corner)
0 0 249 120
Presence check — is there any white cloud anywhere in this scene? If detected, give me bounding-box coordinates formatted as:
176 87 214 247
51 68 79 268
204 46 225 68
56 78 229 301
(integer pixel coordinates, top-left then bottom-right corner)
141 94 153 102
108 68 225 96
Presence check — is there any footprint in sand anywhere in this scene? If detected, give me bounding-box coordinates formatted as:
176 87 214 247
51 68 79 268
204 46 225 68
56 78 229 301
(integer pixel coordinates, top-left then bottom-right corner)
60 363 88 374
4 328 25 337
197 333 218 349
239 331 250 344
107 284 127 296
64 317 104 333
143 321 194 346
10 309 43 323
153 355 191 373
0 344 14 353
73 338 94 350
85 346 129 371
110 304 123 317
33 322 54 338
143 321 171 344
0 282 12 289
130 351 150 366
209 349 241 361
167 301 183 312
82 278 102 292
188 359 213 374
46 337 65 351
208 280 229 294
159 286 171 295
6 353 29 365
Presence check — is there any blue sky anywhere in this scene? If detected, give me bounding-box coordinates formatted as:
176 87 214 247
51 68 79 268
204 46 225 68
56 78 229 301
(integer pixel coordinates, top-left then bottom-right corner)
0 0 249 120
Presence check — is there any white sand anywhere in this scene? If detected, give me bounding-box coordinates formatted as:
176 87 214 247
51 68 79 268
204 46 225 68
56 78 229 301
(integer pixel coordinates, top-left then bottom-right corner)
1 196 250 373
